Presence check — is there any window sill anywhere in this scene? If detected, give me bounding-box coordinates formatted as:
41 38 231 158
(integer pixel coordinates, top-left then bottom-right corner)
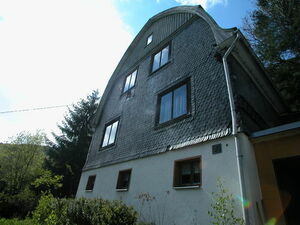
85 190 93 192
149 60 172 76
116 188 128 192
173 185 201 190
155 113 191 130
99 143 115 151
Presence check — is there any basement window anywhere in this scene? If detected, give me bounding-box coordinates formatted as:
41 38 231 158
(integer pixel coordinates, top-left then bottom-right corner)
101 119 119 148
116 169 132 191
85 175 96 191
173 157 201 188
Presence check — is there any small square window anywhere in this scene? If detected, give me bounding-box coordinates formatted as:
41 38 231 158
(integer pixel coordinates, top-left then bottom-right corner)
123 70 137 93
173 157 201 187
86 175 96 191
101 120 119 148
116 169 132 190
147 34 153 45
157 81 189 125
151 44 170 72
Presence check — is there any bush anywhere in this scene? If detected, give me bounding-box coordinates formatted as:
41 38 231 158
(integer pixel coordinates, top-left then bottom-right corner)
32 194 138 225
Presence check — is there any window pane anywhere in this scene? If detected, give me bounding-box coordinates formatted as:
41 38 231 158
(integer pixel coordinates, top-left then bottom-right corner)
181 163 191 185
159 92 172 123
123 75 131 92
160 45 169 66
108 121 119 145
86 175 96 190
181 163 191 175
147 34 152 45
152 52 161 71
192 161 200 183
102 125 112 147
173 84 187 118
129 70 137 89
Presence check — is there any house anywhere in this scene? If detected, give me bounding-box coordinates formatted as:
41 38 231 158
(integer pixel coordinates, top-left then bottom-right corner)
76 5 299 225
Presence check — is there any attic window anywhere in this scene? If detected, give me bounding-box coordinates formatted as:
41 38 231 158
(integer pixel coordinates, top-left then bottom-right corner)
123 70 137 93
173 157 201 188
116 169 132 191
86 175 96 191
146 34 153 46
101 119 119 148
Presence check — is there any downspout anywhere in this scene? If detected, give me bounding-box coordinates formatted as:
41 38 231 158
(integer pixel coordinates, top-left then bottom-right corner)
222 32 249 224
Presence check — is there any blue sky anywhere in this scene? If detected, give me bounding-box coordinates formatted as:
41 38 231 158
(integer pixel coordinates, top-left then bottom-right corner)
0 0 255 142
114 0 254 34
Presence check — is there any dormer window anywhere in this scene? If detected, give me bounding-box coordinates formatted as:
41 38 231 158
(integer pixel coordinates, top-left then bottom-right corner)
147 34 153 46
101 119 119 148
123 70 137 93
151 43 170 72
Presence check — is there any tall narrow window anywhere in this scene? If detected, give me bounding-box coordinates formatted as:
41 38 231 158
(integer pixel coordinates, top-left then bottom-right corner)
173 157 201 187
86 175 96 191
158 82 188 124
101 120 119 148
152 44 170 72
123 70 137 93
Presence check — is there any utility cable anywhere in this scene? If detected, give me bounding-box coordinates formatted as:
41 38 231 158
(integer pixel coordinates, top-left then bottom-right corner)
0 105 69 114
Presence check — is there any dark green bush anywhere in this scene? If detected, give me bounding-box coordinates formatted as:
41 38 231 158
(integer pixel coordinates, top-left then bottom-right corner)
32 194 138 225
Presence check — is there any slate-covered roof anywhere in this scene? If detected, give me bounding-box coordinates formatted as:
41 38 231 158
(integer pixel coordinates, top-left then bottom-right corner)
82 6 239 171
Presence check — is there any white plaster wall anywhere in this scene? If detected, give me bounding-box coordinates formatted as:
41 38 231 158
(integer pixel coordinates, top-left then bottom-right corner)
238 133 264 225
77 136 244 225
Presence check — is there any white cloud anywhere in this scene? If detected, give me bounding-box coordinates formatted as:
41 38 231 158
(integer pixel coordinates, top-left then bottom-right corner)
174 0 227 9
0 0 133 142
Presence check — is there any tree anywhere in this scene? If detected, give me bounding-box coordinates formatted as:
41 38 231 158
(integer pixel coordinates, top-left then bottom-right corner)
243 0 300 111
0 131 61 218
46 90 100 197
0 132 45 196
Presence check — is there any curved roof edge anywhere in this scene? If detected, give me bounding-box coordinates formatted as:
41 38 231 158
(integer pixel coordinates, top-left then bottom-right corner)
91 5 236 128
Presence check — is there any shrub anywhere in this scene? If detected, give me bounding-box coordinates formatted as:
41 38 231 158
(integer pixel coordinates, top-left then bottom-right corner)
208 178 245 225
32 195 138 225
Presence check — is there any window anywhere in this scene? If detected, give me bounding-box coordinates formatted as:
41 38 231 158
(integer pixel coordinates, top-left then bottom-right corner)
123 70 137 93
173 157 201 187
158 83 189 124
146 34 153 46
86 175 96 191
152 44 170 72
116 169 132 190
101 120 119 148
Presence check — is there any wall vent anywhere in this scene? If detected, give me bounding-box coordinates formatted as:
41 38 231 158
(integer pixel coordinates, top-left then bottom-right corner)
212 144 222 154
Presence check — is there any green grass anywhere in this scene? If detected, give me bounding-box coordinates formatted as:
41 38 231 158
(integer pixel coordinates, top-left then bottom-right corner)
0 218 35 225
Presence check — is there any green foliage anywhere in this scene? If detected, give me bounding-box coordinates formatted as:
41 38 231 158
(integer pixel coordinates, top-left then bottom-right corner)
0 131 46 195
32 195 137 225
31 170 63 194
208 179 245 225
0 132 63 218
32 193 65 225
243 0 300 111
0 218 35 225
0 132 48 218
46 90 100 197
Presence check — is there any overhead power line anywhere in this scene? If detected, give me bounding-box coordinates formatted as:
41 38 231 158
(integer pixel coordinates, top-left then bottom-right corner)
0 104 69 114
